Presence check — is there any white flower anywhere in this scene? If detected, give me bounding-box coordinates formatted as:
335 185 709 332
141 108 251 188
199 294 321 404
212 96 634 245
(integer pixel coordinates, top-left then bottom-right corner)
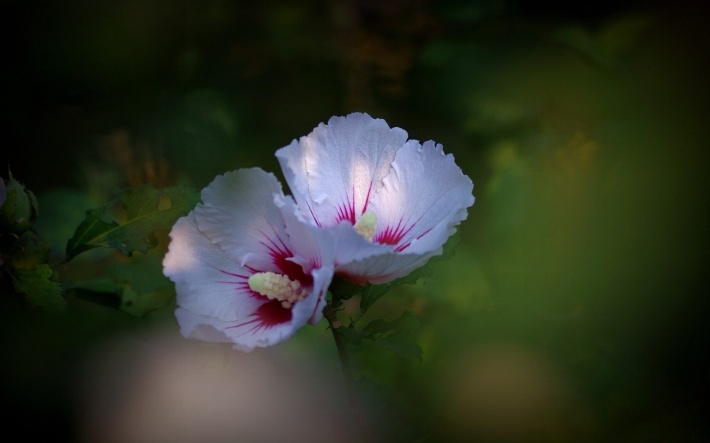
164 113 474 349
277 112 475 284
163 168 339 351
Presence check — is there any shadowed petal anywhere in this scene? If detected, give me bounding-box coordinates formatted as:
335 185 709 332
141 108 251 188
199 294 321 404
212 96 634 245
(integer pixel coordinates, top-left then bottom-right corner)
174 261 331 351
165 177 335 350
195 169 306 281
175 304 295 352
335 250 433 284
163 213 262 322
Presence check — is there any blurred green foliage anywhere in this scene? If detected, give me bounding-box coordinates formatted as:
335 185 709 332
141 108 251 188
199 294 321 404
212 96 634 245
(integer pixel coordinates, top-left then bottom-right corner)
2 0 708 441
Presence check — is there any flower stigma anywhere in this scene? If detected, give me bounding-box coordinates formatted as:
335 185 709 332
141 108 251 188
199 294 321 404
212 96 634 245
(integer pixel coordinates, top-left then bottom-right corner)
248 272 309 309
353 210 377 242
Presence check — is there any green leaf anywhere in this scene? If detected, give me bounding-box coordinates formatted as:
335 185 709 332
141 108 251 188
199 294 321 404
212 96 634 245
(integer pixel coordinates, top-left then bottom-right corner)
359 281 404 314
65 184 199 260
358 311 423 361
328 277 365 301
360 231 461 313
12 265 66 312
375 333 423 362
360 311 419 336
35 189 102 256
69 277 173 317
363 310 420 336
120 287 173 317
65 208 119 260
336 325 366 345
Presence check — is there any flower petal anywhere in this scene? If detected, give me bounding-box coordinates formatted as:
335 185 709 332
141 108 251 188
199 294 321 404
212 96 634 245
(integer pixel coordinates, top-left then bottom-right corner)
370 140 474 255
174 304 296 352
276 112 407 227
165 211 330 351
174 262 331 352
195 168 294 274
304 265 333 324
277 194 397 284
163 212 261 322
335 251 433 284
332 141 474 283
276 196 371 322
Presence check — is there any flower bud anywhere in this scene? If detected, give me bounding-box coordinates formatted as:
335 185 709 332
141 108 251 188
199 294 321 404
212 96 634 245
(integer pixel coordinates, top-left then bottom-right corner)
7 230 52 269
0 172 39 234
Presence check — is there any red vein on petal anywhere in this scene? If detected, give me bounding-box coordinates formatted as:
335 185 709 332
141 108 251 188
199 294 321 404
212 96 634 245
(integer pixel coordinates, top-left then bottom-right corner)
306 202 322 227
257 229 313 286
375 217 415 247
214 267 262 299
227 300 293 336
361 181 373 214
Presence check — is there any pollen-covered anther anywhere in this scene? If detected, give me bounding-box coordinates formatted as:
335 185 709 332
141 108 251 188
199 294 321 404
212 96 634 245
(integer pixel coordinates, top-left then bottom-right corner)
248 271 309 309
353 210 377 242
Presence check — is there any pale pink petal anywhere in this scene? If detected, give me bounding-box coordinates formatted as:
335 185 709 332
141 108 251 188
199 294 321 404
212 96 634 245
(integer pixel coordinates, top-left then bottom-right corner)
335 251 433 284
277 194 399 283
274 194 334 273
369 140 474 255
174 262 331 351
173 308 239 344
275 139 309 217
165 190 333 350
164 214 310 350
195 168 293 273
276 196 368 322
175 304 297 352
304 265 333 324
276 113 407 227
332 141 474 284
276 195 389 267
276 113 474 285
163 213 261 322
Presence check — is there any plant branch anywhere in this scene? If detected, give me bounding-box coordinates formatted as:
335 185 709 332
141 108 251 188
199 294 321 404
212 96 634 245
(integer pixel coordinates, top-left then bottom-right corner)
324 295 373 440
331 322 357 407
324 298 357 407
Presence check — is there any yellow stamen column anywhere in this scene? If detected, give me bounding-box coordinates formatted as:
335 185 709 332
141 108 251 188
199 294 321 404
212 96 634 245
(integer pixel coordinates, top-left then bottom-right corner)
248 272 308 308
353 210 377 242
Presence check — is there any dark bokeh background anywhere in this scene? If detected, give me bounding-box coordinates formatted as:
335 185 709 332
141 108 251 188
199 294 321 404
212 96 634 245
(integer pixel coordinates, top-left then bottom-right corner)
2 0 708 441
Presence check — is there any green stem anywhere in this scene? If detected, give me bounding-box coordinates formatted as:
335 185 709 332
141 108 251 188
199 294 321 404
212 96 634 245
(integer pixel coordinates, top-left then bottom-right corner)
324 298 357 407
49 258 68 270
330 321 357 407
325 296 373 440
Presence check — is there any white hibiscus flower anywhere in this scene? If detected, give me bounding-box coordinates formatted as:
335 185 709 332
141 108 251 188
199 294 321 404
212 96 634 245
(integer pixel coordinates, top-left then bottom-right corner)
277 112 474 284
163 169 338 351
